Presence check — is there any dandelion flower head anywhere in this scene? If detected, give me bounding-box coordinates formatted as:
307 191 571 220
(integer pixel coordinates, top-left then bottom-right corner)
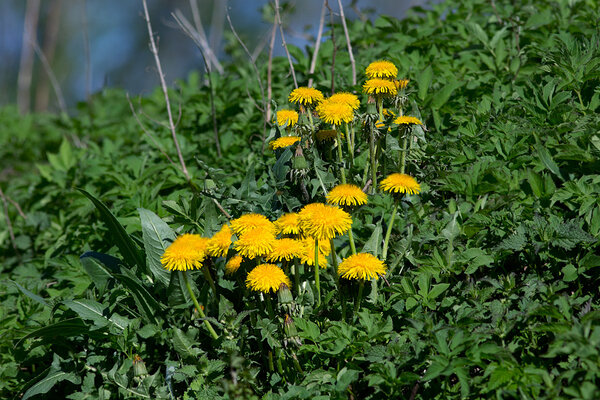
289 87 324 107
266 238 304 262
246 263 291 293
274 213 301 236
234 227 276 259
363 79 398 96
380 173 421 195
230 213 276 236
365 60 398 79
394 79 409 90
225 254 243 275
394 116 422 126
326 184 368 207
298 203 352 241
329 92 360 110
276 109 299 127
207 224 232 258
316 99 354 126
161 234 209 271
338 252 386 280
316 129 342 141
270 136 301 150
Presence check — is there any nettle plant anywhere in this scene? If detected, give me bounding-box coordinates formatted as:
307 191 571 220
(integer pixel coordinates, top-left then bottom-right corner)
154 60 426 392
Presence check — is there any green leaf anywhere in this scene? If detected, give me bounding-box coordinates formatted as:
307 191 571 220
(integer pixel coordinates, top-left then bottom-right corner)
362 223 382 257
561 264 578 282
113 272 162 325
336 367 360 391
17 318 89 346
535 144 563 180
138 208 175 286
79 253 115 294
78 188 145 272
431 82 461 109
173 328 203 358
428 283 450 300
417 65 433 101
10 280 48 308
63 299 129 332
22 370 78 400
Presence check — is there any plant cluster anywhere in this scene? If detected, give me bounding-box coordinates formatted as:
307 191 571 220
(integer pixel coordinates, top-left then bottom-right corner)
1 0 600 398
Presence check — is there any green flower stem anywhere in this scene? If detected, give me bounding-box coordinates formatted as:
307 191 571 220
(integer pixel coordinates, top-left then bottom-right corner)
382 199 399 261
345 123 354 169
314 238 321 306
264 293 276 319
307 108 315 132
330 238 347 321
399 129 408 174
291 353 304 374
181 271 219 340
202 265 218 300
268 350 274 372
336 129 347 184
369 128 377 194
347 226 357 255
354 280 365 314
292 258 301 295
377 97 383 121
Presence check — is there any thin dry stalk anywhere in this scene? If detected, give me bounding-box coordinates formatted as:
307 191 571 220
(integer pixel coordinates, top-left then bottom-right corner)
325 0 337 95
17 0 41 114
187 0 224 74
266 22 277 123
209 0 227 54
172 10 222 157
80 0 92 102
0 187 18 253
6 196 27 219
308 0 327 88
35 0 62 111
141 0 190 181
225 9 268 149
336 0 356 86
30 40 67 114
274 0 298 88
127 94 178 169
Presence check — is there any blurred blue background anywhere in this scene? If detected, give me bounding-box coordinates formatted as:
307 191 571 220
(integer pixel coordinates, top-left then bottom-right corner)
0 0 422 112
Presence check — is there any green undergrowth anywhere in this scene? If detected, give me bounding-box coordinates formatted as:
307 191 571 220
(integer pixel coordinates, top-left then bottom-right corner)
1 0 600 398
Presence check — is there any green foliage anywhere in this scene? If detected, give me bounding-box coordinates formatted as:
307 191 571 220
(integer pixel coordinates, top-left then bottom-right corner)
1 0 600 398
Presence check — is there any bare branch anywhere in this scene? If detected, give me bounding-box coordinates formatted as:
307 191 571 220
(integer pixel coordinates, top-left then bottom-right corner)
127 93 179 170
80 0 92 102
325 0 337 95
17 0 41 114
6 196 27 219
141 0 190 181
35 0 63 111
186 1 224 74
30 40 67 114
274 0 298 88
308 0 327 88
209 0 227 54
266 22 277 123
337 0 356 86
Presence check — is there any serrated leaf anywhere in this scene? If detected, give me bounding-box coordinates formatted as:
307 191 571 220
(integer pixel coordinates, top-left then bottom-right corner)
10 280 48 307
173 328 203 358
362 223 382 257
138 208 175 286
64 299 128 332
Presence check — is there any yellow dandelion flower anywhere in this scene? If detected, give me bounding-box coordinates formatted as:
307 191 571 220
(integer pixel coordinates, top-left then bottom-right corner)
160 234 209 271
316 99 354 125
225 254 243 275
365 60 398 79
316 129 342 141
300 236 331 257
234 228 276 259
394 79 409 90
289 87 324 107
363 79 398 96
207 224 232 257
382 108 396 118
274 213 301 236
270 136 301 150
375 118 385 129
266 238 304 262
230 213 276 236
276 109 299 127
246 263 291 293
329 92 360 110
394 116 422 125
380 173 421 195
326 184 368 207
298 203 352 241
338 252 386 280
299 238 329 269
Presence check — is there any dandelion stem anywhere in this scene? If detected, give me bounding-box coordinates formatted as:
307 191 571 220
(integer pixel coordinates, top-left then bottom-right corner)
382 199 399 261
268 350 274 372
354 280 365 314
314 238 321 306
336 129 346 184
330 237 346 320
181 271 219 340
264 293 276 319
347 227 357 255
292 257 301 295
369 128 377 194
400 128 408 174
202 265 218 300
345 122 354 169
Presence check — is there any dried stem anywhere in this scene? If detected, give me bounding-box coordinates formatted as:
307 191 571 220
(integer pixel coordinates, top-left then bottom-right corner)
172 10 221 157
0 187 18 253
336 0 356 86
188 0 224 74
6 196 26 219
17 0 40 114
142 0 190 181
30 39 67 114
266 23 277 123
80 0 91 103
126 94 178 170
35 0 63 111
308 0 327 88
325 0 336 95
274 0 298 88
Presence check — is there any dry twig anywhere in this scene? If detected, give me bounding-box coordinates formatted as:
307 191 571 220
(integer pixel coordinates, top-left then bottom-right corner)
187 0 224 74
30 40 67 114
142 0 190 181
0 187 18 253
17 0 40 114
274 0 298 88
308 0 327 88
337 0 356 86
267 22 277 123
325 0 337 95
